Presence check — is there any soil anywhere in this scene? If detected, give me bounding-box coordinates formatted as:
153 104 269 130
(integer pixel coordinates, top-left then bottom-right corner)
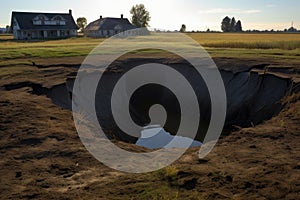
0 56 299 199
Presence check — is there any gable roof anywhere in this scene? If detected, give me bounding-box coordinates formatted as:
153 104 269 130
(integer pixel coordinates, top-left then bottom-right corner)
11 11 78 31
85 17 136 31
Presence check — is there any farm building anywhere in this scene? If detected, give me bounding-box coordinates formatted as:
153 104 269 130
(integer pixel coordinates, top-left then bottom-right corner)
85 14 145 37
10 10 78 40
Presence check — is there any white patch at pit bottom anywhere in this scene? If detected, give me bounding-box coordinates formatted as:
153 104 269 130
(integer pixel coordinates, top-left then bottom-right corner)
136 126 202 149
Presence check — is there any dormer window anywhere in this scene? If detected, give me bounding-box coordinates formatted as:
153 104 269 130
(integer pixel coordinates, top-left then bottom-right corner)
32 14 48 25
36 14 48 21
51 15 66 25
52 15 64 21
32 14 66 26
114 25 123 30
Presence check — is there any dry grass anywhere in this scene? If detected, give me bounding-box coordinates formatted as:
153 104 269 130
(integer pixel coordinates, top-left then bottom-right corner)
188 33 300 50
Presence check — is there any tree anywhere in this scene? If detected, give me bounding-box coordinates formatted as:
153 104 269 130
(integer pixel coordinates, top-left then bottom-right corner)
130 4 150 28
76 17 87 33
221 16 231 32
235 20 243 32
230 17 236 32
5 25 10 33
180 24 186 32
222 16 243 32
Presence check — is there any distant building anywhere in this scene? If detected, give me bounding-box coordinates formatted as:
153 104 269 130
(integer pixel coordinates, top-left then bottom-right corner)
287 26 297 32
10 10 78 40
0 28 6 34
85 14 145 37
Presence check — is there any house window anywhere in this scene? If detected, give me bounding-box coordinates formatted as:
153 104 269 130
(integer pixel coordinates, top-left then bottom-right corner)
33 14 48 25
53 16 63 21
52 15 66 25
38 15 48 23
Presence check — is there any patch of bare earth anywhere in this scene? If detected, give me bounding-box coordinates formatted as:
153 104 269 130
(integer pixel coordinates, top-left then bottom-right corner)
0 57 299 199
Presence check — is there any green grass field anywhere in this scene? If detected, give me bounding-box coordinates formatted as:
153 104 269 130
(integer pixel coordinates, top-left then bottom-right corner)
0 33 299 66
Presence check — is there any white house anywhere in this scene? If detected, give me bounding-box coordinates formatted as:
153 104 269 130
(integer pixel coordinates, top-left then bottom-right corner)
10 10 78 40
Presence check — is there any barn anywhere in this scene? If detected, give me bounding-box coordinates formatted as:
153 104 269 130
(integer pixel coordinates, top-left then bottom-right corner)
10 10 78 40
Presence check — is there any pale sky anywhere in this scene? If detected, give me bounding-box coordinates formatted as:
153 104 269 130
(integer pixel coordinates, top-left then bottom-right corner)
0 0 299 31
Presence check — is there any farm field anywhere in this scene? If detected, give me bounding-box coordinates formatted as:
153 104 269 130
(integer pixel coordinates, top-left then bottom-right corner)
0 33 300 66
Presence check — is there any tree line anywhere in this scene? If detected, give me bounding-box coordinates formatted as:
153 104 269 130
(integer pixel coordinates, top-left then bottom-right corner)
221 16 242 32
179 17 299 33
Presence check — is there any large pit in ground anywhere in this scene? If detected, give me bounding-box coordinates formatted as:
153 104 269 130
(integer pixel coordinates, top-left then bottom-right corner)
4 58 299 146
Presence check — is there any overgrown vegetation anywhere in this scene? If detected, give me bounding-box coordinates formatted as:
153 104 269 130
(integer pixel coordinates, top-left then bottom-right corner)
157 165 179 181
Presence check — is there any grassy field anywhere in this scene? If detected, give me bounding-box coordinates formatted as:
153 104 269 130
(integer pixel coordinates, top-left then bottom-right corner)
188 33 300 50
0 33 299 66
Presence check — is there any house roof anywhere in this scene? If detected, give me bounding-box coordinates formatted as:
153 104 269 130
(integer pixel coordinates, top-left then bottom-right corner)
11 11 78 30
85 17 136 31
